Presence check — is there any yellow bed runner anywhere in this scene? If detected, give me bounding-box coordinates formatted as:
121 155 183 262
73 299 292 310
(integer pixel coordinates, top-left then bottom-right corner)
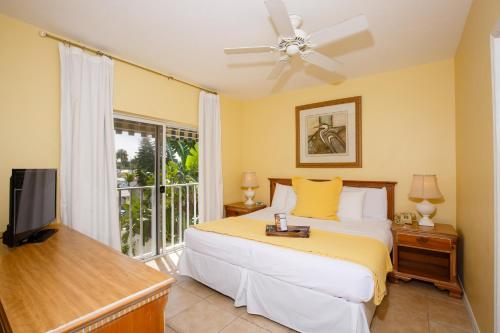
195 217 393 305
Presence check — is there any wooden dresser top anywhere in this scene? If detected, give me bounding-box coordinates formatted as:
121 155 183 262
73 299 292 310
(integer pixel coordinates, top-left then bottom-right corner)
0 224 175 333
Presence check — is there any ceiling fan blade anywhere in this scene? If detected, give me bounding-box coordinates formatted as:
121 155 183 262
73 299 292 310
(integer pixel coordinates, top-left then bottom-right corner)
301 51 341 73
224 46 276 54
267 60 288 80
264 0 295 38
308 15 368 48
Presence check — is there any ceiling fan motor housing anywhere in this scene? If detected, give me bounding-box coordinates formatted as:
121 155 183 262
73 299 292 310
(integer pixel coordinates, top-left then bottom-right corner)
279 28 308 56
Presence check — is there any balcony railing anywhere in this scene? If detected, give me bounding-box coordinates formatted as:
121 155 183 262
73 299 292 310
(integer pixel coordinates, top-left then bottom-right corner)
117 183 199 259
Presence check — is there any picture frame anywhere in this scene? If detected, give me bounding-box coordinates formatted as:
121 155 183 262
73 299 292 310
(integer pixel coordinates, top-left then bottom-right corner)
295 96 362 168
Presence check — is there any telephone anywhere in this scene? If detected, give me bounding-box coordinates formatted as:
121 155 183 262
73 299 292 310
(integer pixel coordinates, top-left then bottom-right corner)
394 212 416 225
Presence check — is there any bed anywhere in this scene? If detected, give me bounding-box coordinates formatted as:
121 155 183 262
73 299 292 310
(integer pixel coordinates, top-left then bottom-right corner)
178 178 396 333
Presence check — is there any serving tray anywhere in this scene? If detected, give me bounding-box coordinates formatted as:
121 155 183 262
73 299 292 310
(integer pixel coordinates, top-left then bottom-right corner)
265 225 310 238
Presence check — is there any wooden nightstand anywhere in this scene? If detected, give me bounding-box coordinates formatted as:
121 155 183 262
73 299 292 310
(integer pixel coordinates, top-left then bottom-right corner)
391 222 462 298
224 202 267 217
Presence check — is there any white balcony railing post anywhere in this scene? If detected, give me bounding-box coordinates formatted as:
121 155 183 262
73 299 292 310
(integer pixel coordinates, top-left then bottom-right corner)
178 187 183 244
151 187 156 257
139 188 143 258
187 185 190 228
193 185 197 224
161 187 166 254
170 187 174 247
128 190 133 256
118 188 123 251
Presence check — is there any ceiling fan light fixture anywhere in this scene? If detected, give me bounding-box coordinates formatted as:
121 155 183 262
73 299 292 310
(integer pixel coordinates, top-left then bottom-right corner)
286 44 300 56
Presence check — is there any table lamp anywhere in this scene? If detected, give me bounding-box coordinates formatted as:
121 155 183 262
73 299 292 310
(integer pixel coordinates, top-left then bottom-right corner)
242 172 258 206
408 174 443 227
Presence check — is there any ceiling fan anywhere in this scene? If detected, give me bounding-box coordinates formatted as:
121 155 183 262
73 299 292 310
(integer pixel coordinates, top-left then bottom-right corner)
224 0 369 79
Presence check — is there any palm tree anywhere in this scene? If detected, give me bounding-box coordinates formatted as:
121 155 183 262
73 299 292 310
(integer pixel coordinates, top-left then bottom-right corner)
124 173 135 186
116 149 130 169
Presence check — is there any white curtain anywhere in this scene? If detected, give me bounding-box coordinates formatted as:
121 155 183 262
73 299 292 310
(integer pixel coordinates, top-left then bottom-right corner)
198 91 223 222
59 43 120 250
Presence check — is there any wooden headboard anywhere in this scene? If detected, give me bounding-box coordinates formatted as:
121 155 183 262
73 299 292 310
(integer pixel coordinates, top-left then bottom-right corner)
269 178 397 221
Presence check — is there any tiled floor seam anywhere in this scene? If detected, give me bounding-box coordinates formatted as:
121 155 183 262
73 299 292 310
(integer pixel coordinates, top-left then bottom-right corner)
430 319 472 332
178 284 214 299
240 315 275 333
165 290 205 323
205 297 247 318
217 315 241 333
166 324 178 333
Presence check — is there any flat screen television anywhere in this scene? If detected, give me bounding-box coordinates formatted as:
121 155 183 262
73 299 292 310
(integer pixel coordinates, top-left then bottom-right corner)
2 169 57 247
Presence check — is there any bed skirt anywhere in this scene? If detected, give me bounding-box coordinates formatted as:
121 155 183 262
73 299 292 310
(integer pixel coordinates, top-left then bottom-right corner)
178 247 375 333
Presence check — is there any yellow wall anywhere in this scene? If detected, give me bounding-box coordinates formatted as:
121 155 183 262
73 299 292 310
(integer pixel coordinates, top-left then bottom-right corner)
0 13 239 230
235 59 457 225
455 0 500 331
0 14 61 230
113 62 199 125
220 96 244 204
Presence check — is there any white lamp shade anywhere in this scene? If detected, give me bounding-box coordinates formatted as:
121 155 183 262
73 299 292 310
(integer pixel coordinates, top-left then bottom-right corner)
408 174 443 199
242 172 258 188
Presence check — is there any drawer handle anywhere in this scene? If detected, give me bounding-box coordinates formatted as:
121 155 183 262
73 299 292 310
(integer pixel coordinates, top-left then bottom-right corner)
416 237 429 244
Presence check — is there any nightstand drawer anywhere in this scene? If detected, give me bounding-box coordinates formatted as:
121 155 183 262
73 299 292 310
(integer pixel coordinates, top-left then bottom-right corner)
226 209 242 217
398 233 451 251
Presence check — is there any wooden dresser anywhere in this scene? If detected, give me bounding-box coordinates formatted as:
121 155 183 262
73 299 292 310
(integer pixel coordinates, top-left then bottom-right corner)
390 222 462 298
0 225 175 333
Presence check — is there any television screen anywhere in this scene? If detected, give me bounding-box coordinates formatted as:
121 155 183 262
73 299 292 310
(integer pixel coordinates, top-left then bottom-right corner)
12 169 56 236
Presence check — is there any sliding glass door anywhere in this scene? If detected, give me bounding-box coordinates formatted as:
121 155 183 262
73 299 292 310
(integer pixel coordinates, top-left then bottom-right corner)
115 118 159 258
114 115 198 259
163 127 199 249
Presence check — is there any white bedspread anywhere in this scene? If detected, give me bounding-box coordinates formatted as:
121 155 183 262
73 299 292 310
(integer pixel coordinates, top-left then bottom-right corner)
183 207 392 303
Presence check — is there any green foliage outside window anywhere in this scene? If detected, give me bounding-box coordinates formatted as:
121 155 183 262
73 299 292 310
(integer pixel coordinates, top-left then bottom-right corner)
118 136 198 256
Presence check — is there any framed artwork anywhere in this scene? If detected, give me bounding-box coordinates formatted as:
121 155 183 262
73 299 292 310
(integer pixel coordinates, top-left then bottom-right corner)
295 96 362 168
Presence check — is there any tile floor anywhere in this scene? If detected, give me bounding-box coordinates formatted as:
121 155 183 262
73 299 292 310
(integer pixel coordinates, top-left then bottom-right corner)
146 251 473 333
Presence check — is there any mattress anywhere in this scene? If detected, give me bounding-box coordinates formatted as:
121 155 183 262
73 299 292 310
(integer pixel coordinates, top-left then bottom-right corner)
180 247 375 333
183 207 392 303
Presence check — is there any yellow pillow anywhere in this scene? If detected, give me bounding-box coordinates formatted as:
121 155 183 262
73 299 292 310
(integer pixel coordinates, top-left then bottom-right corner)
291 177 343 220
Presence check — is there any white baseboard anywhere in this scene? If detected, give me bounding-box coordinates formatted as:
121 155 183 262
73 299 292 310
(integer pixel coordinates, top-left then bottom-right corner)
459 278 481 333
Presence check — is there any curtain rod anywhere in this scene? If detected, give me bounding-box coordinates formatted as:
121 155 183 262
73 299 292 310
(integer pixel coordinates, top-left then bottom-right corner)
39 31 217 95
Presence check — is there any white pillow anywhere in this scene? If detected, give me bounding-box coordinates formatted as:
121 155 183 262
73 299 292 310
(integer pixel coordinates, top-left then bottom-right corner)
271 183 288 211
343 186 387 220
271 184 297 213
338 190 366 220
284 186 297 213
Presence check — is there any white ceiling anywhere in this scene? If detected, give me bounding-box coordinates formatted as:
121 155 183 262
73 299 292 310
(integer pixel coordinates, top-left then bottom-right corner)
0 0 471 99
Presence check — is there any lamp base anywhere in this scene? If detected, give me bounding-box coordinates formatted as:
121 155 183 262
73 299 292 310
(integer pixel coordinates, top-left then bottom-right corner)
418 216 435 227
416 199 436 227
244 198 255 205
244 188 255 206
